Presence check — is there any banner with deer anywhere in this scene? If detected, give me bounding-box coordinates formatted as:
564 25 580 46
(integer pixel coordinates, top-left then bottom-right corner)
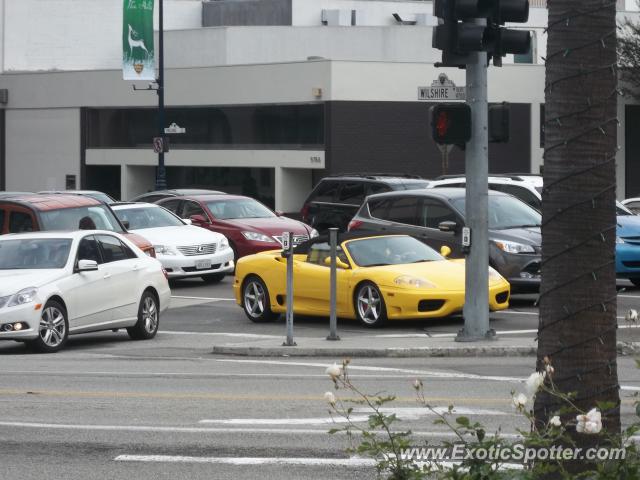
122 0 155 80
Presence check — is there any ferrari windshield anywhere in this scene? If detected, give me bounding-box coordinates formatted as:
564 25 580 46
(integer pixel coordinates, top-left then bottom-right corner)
346 236 442 267
0 238 72 270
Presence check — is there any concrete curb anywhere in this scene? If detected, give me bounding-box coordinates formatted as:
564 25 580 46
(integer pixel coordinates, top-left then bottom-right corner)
211 342 640 358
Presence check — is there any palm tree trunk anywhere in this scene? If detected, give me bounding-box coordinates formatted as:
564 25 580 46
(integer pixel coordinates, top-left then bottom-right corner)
535 0 620 468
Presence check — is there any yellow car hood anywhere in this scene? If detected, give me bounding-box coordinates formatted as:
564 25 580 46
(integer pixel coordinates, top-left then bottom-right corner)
363 260 504 290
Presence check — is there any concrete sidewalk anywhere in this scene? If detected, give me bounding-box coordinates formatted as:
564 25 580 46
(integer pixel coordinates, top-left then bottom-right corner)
211 334 640 358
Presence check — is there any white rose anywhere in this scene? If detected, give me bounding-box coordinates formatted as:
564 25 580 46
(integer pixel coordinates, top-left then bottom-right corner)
525 372 545 396
325 363 342 379
549 416 561 427
324 391 337 405
576 408 602 434
512 393 528 410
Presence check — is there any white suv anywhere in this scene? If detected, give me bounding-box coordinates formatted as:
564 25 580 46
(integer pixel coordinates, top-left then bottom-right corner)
428 174 542 211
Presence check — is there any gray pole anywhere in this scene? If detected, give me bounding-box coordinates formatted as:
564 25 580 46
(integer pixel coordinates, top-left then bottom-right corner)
456 20 495 342
283 232 296 346
155 0 167 191
327 228 340 341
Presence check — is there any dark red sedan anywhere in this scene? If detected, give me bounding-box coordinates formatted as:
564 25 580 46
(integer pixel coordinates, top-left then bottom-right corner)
156 194 318 259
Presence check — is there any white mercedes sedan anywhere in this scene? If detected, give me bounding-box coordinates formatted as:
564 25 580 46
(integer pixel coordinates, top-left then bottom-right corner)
112 203 234 283
0 231 171 353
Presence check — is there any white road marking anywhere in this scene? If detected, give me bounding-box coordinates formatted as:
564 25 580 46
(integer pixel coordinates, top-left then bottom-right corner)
199 407 509 425
0 420 520 438
170 296 235 301
214 358 523 382
492 310 538 316
115 454 376 467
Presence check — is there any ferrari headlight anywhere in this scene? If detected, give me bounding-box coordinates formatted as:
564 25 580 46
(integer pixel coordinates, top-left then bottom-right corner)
242 231 275 243
219 237 230 249
489 267 504 281
394 275 436 289
494 240 535 254
154 245 177 256
7 287 38 307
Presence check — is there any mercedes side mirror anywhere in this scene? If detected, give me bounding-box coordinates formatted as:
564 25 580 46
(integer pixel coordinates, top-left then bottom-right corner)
77 259 99 272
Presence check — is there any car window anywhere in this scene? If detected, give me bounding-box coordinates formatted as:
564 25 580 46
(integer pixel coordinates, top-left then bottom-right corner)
139 194 165 203
77 235 102 264
97 234 135 263
433 182 465 189
387 197 419 225
160 199 181 214
368 198 391 219
492 184 541 210
39 205 124 233
205 198 274 220
115 206 184 229
311 181 340 202
182 201 206 219
418 200 458 229
625 201 640 214
306 242 348 266
9 211 34 233
0 238 72 270
337 183 366 205
367 183 391 195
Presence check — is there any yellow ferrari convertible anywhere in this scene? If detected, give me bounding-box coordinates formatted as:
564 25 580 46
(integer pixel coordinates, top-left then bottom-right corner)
233 234 510 327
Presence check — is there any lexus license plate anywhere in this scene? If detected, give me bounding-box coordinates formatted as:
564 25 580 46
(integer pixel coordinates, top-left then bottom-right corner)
195 260 212 270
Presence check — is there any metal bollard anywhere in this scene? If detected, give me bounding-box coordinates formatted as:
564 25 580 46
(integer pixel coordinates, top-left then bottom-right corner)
282 231 296 346
326 227 340 341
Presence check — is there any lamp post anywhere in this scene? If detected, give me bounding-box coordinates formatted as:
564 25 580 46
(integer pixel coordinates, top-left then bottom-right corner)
155 0 166 190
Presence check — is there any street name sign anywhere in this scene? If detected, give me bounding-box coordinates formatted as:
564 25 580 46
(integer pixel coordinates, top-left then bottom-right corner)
418 73 465 102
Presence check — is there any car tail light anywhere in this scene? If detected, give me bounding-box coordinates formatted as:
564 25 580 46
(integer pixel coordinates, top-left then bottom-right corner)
348 219 363 231
300 203 310 221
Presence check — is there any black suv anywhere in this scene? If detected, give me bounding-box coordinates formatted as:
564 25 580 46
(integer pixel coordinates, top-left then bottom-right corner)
300 174 429 231
349 188 542 292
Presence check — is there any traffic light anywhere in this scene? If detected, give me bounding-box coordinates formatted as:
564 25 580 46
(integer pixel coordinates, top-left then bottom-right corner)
432 0 531 67
430 103 472 145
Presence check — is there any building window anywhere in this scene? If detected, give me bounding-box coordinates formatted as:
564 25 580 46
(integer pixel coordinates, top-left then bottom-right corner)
86 104 324 149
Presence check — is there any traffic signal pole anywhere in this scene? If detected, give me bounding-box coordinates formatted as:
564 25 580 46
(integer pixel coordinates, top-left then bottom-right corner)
456 24 494 342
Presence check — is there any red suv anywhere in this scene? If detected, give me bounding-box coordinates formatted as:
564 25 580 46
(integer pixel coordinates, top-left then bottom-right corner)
157 194 317 259
0 195 155 256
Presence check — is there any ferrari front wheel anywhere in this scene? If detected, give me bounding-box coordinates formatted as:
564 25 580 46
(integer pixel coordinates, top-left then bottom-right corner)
354 282 387 328
242 276 279 323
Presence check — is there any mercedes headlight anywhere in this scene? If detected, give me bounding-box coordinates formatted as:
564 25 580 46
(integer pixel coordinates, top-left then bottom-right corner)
394 275 436 289
242 231 275 243
154 245 177 256
494 240 535 254
7 287 38 307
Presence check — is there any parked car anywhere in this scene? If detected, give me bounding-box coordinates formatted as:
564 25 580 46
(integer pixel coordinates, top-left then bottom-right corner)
428 174 542 211
130 189 225 203
0 231 170 352
38 190 116 204
349 188 542 292
111 203 234 283
157 194 317 259
621 197 640 215
234 233 510 327
616 202 640 286
0 194 155 256
300 174 430 232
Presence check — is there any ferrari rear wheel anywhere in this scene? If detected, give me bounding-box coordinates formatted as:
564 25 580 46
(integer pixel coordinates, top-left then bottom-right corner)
242 276 279 323
354 282 387 328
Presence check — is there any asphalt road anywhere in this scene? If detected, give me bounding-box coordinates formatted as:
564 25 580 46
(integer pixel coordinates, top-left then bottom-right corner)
1 277 639 479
